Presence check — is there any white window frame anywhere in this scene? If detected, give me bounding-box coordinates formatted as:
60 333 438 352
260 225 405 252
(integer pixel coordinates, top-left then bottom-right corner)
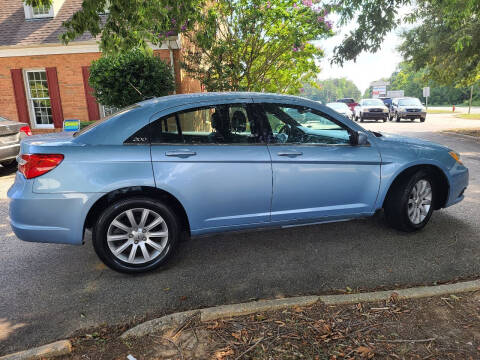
23 69 54 129
23 4 54 19
99 104 120 118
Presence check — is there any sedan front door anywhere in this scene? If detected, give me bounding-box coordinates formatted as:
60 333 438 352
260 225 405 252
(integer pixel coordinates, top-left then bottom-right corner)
254 102 381 224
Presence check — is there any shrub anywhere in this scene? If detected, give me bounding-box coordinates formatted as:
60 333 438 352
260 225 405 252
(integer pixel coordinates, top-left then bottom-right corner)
89 49 175 108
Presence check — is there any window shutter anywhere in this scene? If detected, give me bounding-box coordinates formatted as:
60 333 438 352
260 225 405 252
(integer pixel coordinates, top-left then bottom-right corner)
82 66 100 121
45 67 64 128
10 69 30 124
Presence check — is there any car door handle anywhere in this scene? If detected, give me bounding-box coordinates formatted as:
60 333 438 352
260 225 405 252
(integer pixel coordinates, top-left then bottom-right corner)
277 151 303 157
165 150 197 157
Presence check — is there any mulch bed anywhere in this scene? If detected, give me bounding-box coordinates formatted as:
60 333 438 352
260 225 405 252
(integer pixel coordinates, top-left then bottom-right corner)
60 291 480 359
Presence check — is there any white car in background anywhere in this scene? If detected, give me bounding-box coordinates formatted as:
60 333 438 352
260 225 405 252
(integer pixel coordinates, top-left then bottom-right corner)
354 98 389 122
326 102 353 120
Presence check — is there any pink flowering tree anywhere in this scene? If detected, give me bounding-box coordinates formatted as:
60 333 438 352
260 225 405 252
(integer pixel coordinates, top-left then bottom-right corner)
182 0 333 93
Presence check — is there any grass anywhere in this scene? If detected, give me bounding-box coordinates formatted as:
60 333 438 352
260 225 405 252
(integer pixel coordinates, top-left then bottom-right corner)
427 109 457 114
455 113 480 120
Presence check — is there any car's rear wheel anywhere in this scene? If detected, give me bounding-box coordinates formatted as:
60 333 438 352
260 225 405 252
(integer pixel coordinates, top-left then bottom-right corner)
92 197 180 273
420 117 426 122
384 170 435 232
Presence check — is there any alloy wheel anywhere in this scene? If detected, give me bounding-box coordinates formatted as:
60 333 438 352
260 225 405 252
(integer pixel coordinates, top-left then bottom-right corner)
407 179 432 224
107 208 169 264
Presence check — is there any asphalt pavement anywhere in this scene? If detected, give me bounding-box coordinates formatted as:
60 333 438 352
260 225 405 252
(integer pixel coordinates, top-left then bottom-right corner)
1 114 479 355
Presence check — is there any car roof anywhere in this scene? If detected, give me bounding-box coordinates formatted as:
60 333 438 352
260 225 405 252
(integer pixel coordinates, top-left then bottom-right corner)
136 92 309 109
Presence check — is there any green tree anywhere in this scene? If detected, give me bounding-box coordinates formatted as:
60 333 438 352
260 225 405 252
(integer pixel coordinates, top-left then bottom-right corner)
181 0 333 93
399 0 480 87
383 62 479 105
26 0 332 94
89 49 175 107
302 78 360 103
25 0 203 54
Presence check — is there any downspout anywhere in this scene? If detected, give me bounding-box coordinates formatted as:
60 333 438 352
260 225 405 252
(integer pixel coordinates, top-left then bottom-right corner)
169 42 176 95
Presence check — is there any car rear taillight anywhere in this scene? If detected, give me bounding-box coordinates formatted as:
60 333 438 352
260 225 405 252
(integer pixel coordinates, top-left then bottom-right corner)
18 154 64 179
20 126 32 136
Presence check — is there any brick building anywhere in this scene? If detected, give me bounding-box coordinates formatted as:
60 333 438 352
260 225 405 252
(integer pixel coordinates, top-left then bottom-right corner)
0 0 201 133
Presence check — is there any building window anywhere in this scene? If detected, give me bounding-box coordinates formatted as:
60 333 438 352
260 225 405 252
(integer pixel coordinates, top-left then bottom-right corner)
100 104 120 118
24 4 54 19
24 70 53 128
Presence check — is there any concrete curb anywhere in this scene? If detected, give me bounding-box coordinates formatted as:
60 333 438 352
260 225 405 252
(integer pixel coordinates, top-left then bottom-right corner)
0 340 72 360
121 279 480 338
3 280 479 358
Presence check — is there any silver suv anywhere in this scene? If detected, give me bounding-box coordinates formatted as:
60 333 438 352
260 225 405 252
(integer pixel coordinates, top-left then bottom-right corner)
390 97 426 122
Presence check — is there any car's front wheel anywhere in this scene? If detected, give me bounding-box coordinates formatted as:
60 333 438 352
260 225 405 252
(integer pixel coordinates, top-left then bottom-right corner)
384 170 435 232
92 197 180 273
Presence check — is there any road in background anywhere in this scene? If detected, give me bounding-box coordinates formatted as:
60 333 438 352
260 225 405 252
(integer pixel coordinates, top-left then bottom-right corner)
1 114 479 355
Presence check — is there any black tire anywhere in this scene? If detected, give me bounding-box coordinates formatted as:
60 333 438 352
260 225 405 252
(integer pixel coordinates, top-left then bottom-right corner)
92 197 180 273
395 113 401 122
360 115 364 122
420 117 426 122
384 169 435 232
1 160 17 169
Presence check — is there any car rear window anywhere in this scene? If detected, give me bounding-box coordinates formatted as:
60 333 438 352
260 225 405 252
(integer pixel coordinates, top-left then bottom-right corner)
73 105 139 137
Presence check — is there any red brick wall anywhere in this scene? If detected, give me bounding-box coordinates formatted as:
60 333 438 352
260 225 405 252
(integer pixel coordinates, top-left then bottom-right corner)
0 48 202 131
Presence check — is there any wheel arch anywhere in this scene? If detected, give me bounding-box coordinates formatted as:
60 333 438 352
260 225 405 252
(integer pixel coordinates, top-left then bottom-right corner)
381 164 450 210
84 186 191 236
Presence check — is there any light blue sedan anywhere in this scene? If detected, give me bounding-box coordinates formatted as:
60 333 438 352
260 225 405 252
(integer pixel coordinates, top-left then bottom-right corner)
8 93 468 273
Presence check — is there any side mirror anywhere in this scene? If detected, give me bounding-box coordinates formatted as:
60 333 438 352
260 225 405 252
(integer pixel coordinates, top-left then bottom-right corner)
351 131 368 146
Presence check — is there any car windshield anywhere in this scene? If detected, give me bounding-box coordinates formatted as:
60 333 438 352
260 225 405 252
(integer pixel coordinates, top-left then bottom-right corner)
73 105 139 137
398 98 422 106
363 99 384 106
327 103 349 111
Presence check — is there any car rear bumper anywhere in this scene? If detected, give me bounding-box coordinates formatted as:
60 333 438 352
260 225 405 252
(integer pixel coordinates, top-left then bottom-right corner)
8 173 102 245
0 143 20 162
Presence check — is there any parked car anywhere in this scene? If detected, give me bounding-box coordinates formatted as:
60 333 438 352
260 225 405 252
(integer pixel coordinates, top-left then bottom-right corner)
354 98 389 122
8 93 468 273
390 97 426 122
379 97 392 110
336 98 358 112
0 116 32 169
326 102 353 120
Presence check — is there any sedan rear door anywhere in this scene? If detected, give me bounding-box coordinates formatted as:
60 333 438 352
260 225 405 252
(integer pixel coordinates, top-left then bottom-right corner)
149 101 272 234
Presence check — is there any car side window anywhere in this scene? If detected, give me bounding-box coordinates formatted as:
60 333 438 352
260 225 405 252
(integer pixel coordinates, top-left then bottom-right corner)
258 103 352 145
149 104 262 144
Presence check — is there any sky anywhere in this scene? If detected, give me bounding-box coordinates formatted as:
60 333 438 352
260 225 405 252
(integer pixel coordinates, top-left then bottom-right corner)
314 14 407 93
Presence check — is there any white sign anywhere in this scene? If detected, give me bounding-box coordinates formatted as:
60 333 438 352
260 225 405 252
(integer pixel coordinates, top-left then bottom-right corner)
423 87 430 97
372 85 387 98
387 90 404 98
